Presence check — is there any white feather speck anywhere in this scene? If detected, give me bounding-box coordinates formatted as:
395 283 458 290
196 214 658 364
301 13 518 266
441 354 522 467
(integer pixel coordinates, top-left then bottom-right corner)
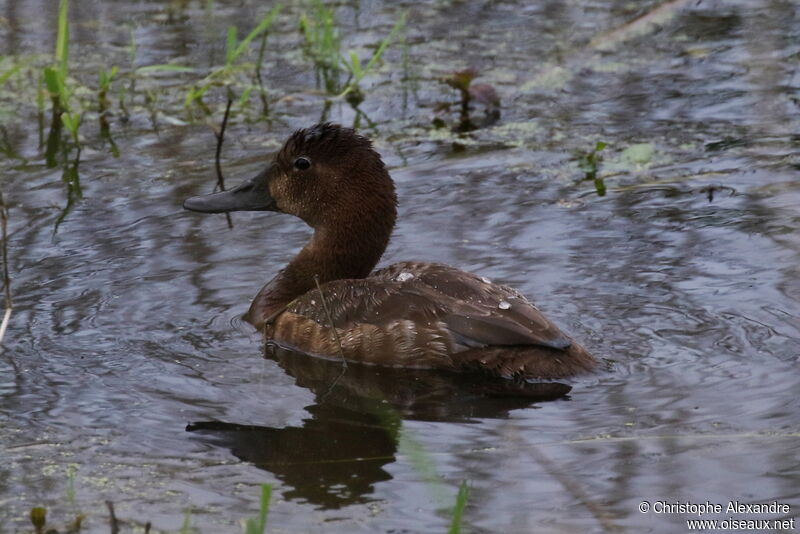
396 272 414 282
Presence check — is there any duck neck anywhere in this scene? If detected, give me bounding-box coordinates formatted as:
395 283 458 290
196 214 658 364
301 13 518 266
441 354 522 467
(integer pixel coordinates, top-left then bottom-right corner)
246 206 396 327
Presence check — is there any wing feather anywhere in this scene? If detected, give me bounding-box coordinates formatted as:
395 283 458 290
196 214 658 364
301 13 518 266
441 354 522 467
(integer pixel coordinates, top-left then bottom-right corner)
282 262 572 353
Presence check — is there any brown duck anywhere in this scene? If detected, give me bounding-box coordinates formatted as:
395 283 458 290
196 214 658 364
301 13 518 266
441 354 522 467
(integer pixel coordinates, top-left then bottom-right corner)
184 123 596 379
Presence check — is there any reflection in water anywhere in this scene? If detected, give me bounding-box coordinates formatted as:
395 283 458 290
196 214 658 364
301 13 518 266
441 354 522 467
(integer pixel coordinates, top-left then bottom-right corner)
189 405 396 509
188 347 570 508
54 149 82 233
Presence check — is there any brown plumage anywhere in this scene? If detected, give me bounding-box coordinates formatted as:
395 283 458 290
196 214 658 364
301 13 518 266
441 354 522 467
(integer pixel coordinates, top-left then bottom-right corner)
184 123 596 379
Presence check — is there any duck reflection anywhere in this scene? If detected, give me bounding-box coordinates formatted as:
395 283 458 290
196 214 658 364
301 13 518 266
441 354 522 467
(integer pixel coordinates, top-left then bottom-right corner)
187 345 571 508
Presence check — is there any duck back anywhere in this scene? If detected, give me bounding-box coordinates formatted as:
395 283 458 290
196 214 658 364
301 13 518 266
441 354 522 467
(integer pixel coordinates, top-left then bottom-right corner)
265 262 596 379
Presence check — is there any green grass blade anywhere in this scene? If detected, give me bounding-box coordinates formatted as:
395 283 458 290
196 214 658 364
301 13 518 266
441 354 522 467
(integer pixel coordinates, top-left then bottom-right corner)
243 484 273 534
184 83 211 107
448 481 470 534
179 508 192 534
348 51 361 79
43 67 62 95
360 12 405 79
0 64 21 86
232 5 281 64
184 87 200 108
256 484 272 533
238 86 254 107
298 13 310 39
61 111 82 138
226 26 238 66
56 0 69 78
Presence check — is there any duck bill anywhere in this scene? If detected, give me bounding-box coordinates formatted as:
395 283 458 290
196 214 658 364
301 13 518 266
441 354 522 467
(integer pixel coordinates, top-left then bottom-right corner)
183 166 277 213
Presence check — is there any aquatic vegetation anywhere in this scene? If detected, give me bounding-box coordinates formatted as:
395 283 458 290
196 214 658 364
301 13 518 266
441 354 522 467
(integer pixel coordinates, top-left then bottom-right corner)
0 61 21 88
180 507 193 533
22 482 271 533
30 506 46 534
384 409 472 531
97 66 119 158
313 274 347 365
1 2 282 143
434 68 500 132
620 142 655 167
42 0 82 149
576 141 608 196
3 0 798 532
242 484 273 534
184 6 282 117
0 190 10 345
299 1 405 108
23 503 83 533
97 66 119 127
448 481 470 534
0 0 409 152
211 99 235 229
298 0 342 95
339 13 406 107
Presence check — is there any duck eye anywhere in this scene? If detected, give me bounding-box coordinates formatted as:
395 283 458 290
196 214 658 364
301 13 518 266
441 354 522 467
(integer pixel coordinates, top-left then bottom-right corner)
294 157 311 171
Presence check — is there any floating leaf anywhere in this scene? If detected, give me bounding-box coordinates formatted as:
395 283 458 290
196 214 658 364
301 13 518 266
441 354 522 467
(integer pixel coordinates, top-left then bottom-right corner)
442 68 478 91
621 143 654 165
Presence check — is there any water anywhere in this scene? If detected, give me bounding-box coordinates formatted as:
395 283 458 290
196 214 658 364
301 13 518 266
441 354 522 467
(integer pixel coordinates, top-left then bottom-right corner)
1 0 799 532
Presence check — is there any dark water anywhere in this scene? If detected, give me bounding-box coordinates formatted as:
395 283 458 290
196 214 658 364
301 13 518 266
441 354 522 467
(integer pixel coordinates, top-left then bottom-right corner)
1 0 799 532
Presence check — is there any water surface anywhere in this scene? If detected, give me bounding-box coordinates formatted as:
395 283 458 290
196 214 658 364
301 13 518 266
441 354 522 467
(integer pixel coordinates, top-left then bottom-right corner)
1 0 799 532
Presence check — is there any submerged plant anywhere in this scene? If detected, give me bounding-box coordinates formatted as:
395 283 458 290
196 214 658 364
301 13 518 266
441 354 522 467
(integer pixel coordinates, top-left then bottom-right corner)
576 141 607 196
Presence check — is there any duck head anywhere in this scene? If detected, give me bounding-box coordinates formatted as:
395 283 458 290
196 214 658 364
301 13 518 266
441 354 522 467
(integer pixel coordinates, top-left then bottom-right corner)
183 123 397 233
185 123 398 320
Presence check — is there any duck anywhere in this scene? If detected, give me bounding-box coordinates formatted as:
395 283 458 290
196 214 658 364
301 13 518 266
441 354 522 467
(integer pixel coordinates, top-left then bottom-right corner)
183 123 596 379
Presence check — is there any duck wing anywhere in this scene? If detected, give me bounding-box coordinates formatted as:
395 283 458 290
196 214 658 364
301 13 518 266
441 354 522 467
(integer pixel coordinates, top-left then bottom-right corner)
375 262 572 351
284 262 572 353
